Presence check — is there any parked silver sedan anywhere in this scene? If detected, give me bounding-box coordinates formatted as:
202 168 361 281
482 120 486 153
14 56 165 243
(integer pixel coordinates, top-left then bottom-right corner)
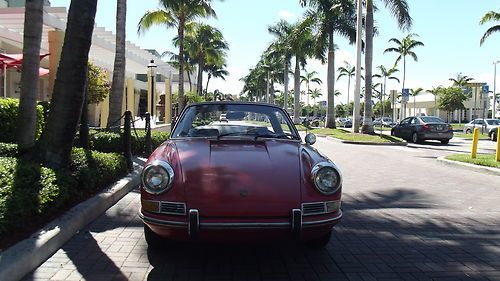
463 119 500 136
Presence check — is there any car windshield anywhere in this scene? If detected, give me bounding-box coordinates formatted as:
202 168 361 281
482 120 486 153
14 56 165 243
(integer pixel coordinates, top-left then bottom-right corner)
420 117 445 123
382 118 392 121
486 119 500 125
171 103 300 140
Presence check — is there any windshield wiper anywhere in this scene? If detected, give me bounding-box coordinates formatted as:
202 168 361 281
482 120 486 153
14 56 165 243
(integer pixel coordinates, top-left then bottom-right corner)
217 132 254 140
254 133 298 141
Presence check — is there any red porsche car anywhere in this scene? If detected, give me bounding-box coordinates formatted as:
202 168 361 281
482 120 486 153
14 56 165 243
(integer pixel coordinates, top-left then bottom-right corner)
139 102 342 247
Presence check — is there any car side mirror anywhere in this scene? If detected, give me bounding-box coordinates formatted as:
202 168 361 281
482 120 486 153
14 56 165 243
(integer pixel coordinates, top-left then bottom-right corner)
305 133 316 145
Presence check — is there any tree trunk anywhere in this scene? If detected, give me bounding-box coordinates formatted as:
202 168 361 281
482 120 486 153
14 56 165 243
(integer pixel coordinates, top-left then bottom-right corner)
205 73 211 97
284 60 289 112
38 0 97 169
361 0 374 134
178 18 186 111
17 0 44 156
80 76 89 149
107 0 127 132
188 71 192 92
197 60 203 96
270 83 275 104
347 76 351 106
326 34 337 129
293 57 300 124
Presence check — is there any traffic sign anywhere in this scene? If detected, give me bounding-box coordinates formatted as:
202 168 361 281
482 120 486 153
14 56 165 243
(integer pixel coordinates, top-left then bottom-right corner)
402 88 410 97
482 84 490 94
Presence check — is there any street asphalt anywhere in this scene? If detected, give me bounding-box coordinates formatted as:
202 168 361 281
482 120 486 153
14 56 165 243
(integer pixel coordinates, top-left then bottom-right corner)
23 136 499 281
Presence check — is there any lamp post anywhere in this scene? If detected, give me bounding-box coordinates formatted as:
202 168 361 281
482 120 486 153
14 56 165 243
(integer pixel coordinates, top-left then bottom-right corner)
494 60 499 119
148 59 157 118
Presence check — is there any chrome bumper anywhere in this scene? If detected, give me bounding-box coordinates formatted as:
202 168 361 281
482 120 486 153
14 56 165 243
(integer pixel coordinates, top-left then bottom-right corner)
140 209 342 238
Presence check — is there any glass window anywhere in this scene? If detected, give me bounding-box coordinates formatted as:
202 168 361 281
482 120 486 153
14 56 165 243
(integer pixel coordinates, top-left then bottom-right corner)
411 118 420 125
486 119 500 125
171 103 300 140
420 117 445 123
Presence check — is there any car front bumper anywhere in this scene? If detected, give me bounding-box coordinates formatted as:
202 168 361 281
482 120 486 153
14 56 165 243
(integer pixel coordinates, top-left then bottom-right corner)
140 208 342 241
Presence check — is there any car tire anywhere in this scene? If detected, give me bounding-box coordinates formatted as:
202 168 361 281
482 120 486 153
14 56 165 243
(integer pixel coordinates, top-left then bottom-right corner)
412 132 420 143
465 129 472 134
440 139 450 144
304 231 332 248
390 129 395 136
492 131 498 141
144 224 166 248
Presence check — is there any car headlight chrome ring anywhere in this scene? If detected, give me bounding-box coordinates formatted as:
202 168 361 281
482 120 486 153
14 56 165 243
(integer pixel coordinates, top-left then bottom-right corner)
311 162 342 195
141 160 175 195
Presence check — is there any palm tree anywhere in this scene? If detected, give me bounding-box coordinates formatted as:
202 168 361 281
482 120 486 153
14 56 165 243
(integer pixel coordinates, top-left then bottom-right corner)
268 20 294 111
410 87 423 116
384 33 424 99
301 70 322 106
107 0 127 131
376 65 399 117
183 23 228 96
428 86 442 116
449 73 474 87
300 0 356 128
337 61 355 106
17 0 44 156
310 88 322 105
138 0 217 111
480 11 500 46
204 59 229 95
363 0 412 134
38 0 98 169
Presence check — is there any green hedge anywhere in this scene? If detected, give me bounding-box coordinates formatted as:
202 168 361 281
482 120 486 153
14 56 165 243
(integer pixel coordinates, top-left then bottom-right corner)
0 143 18 157
0 148 127 243
87 130 169 155
0 98 45 143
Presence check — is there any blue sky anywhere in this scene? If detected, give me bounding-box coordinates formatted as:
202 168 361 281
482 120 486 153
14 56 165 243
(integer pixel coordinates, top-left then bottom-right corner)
51 0 499 104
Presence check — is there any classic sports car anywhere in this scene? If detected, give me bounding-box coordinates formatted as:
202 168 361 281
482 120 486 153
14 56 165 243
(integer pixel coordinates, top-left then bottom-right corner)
140 102 343 247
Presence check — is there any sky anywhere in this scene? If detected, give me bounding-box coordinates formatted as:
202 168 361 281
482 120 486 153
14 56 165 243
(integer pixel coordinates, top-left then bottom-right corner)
50 0 499 104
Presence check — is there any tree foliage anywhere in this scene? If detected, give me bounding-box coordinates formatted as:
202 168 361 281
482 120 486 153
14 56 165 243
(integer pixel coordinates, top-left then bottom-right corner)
87 62 110 104
437 87 467 113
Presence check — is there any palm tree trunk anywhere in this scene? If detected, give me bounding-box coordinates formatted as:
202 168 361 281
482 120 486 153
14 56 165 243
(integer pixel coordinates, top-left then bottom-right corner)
347 76 351 106
205 73 211 96
402 56 406 119
197 60 203 95
178 19 186 111
17 0 44 156
414 95 416 116
293 57 300 124
107 0 127 132
38 0 98 169
326 33 336 129
362 0 374 134
284 60 289 111
188 71 192 92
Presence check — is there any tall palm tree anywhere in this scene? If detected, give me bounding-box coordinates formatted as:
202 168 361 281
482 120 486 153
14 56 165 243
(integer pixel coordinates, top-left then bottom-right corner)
300 0 356 128
138 0 217 111
449 73 474 87
310 88 322 105
183 23 228 96
410 87 423 116
39 0 98 169
268 20 294 111
480 11 500 46
301 69 322 106
107 0 127 130
428 86 442 116
376 65 399 116
204 60 229 95
337 61 355 106
363 0 412 134
17 0 44 156
384 33 424 100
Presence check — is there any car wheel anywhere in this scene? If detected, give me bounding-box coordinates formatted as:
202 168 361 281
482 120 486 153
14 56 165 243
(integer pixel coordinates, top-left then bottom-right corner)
412 132 421 144
492 131 498 141
440 139 450 144
304 231 331 248
465 129 472 134
144 224 166 247
390 129 395 136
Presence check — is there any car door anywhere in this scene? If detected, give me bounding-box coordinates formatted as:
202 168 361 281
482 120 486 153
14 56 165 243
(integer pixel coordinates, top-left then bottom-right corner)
395 118 411 138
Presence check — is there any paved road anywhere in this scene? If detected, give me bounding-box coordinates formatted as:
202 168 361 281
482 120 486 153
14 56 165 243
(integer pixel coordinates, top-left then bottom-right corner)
25 137 499 281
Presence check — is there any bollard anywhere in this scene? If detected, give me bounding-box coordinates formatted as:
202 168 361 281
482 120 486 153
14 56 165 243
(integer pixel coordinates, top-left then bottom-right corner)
124 111 133 171
471 127 479 159
496 127 500 162
145 112 152 155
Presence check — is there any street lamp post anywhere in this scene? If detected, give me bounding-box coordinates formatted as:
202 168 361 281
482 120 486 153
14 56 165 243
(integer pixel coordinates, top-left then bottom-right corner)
148 59 157 118
494 60 499 119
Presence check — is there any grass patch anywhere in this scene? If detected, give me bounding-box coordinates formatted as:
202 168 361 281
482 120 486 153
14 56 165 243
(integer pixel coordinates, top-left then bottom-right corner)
451 123 465 131
445 154 500 169
310 128 403 143
454 133 490 140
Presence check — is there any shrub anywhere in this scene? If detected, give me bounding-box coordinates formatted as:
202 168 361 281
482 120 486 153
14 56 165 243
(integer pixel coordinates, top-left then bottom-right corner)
0 143 18 157
87 130 169 155
0 98 45 143
0 148 127 245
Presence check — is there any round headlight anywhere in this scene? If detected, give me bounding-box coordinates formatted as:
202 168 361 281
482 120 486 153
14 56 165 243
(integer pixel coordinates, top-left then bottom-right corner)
141 160 175 195
311 162 342 195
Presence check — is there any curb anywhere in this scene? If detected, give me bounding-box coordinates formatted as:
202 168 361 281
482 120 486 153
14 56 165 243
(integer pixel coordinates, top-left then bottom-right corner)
320 135 408 146
0 163 142 281
437 156 500 176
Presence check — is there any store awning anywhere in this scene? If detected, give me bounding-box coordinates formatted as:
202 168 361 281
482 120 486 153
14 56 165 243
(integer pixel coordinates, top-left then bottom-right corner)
0 53 50 76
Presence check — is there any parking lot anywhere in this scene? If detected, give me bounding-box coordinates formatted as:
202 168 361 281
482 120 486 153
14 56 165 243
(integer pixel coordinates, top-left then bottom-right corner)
25 136 500 281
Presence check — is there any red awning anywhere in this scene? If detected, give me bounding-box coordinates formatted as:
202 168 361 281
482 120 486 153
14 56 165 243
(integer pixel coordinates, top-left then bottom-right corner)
0 53 50 76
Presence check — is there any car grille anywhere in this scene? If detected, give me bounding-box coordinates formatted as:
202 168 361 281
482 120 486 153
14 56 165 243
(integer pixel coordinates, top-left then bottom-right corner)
160 202 186 215
302 201 341 216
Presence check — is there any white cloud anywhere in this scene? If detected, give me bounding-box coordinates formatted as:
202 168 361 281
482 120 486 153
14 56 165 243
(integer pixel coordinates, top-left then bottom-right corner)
277 10 297 21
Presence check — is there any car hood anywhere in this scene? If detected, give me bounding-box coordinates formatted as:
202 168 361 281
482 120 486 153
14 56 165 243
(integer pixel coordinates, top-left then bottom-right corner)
171 139 302 218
